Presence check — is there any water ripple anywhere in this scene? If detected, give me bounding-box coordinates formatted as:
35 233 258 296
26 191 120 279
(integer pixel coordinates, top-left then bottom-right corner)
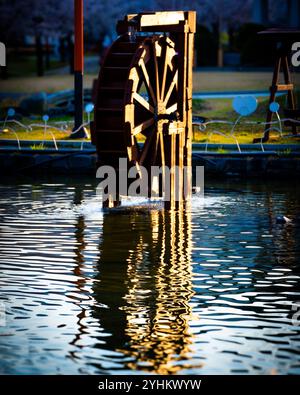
0 180 300 374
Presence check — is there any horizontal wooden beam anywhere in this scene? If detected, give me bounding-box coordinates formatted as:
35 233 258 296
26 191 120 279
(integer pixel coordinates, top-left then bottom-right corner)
140 12 185 27
117 11 196 35
270 83 294 92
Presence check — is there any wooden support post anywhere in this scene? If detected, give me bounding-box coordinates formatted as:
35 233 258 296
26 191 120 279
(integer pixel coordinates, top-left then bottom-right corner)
72 0 85 138
185 30 194 202
255 48 297 143
254 30 300 143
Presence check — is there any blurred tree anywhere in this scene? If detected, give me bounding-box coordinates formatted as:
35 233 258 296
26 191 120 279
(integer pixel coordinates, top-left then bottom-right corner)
0 0 291 73
0 0 293 46
0 0 74 75
0 0 73 44
197 0 252 66
236 23 276 66
194 25 218 66
84 0 158 42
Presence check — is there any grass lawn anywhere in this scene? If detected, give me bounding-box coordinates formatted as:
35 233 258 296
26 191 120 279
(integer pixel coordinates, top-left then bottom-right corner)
193 70 300 92
0 128 76 142
0 113 89 143
5 54 68 79
192 92 300 145
1 94 299 146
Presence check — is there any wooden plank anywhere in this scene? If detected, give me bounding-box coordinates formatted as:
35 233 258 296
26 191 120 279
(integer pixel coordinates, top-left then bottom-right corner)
133 92 154 113
272 84 294 91
164 70 178 106
164 133 171 211
170 132 176 210
175 126 184 209
161 44 169 101
117 11 196 34
139 131 154 166
166 103 178 115
184 32 194 200
282 55 297 135
153 42 160 101
140 12 185 27
177 27 188 121
159 130 166 177
140 60 157 105
185 11 196 33
132 118 154 136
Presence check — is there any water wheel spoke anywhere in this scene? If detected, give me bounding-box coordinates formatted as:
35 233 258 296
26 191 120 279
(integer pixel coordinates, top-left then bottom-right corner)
139 130 155 166
159 132 166 191
165 38 176 71
166 56 175 72
159 132 165 168
132 118 155 136
133 92 154 113
161 45 169 100
152 131 160 166
164 70 178 105
130 140 140 162
166 103 177 115
140 61 157 106
153 42 160 101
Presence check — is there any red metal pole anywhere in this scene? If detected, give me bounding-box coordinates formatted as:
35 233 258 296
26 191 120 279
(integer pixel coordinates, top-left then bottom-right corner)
74 0 84 73
73 0 85 138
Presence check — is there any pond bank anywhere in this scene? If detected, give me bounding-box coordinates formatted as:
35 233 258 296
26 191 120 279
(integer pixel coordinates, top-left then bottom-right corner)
1 139 300 177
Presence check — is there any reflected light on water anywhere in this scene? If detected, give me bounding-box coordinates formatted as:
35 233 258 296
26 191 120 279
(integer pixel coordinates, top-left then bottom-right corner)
92 208 196 374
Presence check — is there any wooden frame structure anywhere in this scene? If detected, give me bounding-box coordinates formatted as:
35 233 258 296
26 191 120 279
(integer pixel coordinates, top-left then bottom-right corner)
254 29 300 143
91 11 196 209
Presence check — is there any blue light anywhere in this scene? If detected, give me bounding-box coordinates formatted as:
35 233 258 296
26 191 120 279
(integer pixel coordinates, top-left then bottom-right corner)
85 103 94 113
7 108 15 117
233 96 257 116
269 102 280 113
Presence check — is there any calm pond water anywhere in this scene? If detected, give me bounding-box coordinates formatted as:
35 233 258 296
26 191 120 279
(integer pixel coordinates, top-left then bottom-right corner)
0 177 300 375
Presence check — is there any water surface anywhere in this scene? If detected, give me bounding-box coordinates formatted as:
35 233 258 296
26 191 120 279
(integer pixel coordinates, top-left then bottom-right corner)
0 178 300 374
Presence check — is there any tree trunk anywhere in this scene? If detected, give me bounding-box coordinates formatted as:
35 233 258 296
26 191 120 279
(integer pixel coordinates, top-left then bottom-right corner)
59 36 66 63
45 36 50 70
36 34 44 77
67 33 74 75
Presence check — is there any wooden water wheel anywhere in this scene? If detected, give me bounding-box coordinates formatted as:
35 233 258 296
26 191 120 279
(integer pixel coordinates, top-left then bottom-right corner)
91 11 196 209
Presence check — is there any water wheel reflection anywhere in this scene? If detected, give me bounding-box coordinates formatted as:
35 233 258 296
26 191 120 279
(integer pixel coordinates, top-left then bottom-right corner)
93 208 195 374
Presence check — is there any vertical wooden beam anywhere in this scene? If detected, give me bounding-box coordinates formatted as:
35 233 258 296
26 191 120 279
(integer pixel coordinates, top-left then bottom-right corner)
282 55 296 109
176 25 188 122
168 12 195 210
171 132 176 210
73 0 85 138
184 29 194 202
164 129 176 211
175 26 188 210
